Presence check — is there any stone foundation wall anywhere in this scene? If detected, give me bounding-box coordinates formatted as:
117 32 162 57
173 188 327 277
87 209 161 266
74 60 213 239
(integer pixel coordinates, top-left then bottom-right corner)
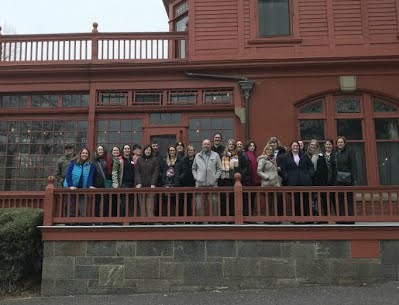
41 240 399 296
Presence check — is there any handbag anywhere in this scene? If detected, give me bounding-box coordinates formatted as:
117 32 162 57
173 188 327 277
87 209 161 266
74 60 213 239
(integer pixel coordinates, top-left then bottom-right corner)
336 171 351 185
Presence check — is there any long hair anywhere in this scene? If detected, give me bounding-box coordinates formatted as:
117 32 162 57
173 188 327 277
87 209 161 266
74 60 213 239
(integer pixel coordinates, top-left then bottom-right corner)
223 139 237 156
307 139 320 155
166 145 177 166
74 147 91 164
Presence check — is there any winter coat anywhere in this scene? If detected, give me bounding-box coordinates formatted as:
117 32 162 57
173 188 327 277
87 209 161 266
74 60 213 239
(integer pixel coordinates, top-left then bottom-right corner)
308 153 329 186
211 144 225 158
93 156 112 188
177 156 196 187
134 156 159 187
257 154 282 187
334 147 357 185
324 152 337 186
245 150 260 186
63 160 95 188
192 150 221 187
281 151 314 186
54 155 73 186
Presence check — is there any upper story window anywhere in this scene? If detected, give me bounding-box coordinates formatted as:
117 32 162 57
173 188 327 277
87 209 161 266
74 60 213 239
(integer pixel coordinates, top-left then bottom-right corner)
258 0 291 37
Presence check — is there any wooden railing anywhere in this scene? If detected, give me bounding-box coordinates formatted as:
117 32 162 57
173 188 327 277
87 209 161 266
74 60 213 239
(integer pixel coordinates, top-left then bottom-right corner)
41 175 399 226
0 23 188 64
0 192 44 209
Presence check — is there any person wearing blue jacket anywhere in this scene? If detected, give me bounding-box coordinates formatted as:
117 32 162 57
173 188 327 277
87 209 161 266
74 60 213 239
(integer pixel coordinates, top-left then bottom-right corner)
63 147 95 217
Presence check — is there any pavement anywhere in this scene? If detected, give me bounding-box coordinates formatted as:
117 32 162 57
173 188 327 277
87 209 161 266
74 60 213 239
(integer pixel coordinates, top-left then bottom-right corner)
2 283 399 305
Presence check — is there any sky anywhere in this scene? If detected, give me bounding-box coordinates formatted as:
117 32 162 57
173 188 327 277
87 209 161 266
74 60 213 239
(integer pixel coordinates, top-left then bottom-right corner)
0 0 169 34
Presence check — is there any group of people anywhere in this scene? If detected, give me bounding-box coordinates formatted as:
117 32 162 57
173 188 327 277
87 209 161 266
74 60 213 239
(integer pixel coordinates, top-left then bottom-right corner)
54 132 357 219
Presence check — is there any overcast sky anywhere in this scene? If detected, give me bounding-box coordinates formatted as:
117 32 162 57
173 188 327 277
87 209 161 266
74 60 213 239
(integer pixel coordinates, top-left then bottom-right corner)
0 0 169 34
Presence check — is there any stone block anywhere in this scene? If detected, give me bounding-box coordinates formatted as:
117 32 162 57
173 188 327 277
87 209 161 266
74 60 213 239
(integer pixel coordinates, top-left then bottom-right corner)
125 257 160 279
75 256 93 265
281 241 315 258
183 263 223 286
87 241 116 256
296 259 331 285
381 241 399 264
75 265 99 279
94 257 124 265
42 256 74 280
275 278 299 287
40 279 55 296
43 241 54 257
206 241 237 257
239 278 276 289
54 279 87 296
136 279 170 293
223 258 260 278
87 279 98 288
174 241 206 262
99 265 124 287
54 241 86 256
136 241 173 257
160 262 184 279
238 241 281 257
206 257 223 263
315 241 350 258
116 241 136 257
123 279 138 288
259 258 296 278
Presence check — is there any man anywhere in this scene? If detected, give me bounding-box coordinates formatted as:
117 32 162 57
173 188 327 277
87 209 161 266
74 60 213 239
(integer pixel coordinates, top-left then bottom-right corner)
236 140 249 185
211 133 225 158
192 139 221 216
54 144 75 187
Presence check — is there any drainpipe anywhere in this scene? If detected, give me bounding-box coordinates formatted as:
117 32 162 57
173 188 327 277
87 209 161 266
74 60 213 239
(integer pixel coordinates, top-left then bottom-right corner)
185 72 255 140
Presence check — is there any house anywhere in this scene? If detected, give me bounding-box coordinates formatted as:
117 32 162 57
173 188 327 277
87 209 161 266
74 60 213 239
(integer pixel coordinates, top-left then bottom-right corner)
1 0 399 191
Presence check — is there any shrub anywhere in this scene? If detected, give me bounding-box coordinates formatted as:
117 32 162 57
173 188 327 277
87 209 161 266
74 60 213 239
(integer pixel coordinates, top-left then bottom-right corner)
0 208 43 294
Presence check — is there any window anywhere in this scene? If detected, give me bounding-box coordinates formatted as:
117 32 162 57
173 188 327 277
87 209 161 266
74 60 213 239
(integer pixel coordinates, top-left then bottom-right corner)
134 91 162 106
98 92 128 106
373 98 399 185
258 0 290 37
169 90 197 105
150 113 182 126
0 120 87 191
96 119 143 149
203 89 233 105
0 93 89 109
188 117 234 151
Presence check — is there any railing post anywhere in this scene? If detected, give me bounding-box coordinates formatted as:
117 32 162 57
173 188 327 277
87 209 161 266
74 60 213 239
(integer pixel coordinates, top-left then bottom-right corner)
44 176 55 226
91 22 99 61
234 173 243 224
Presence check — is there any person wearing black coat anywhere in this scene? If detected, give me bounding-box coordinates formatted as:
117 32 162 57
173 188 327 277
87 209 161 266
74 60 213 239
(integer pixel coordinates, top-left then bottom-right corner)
176 145 196 216
93 145 113 217
307 140 329 216
266 137 287 182
281 141 314 217
334 136 357 220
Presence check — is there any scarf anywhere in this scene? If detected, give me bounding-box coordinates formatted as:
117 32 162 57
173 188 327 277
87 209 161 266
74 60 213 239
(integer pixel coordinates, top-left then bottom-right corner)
245 150 259 185
221 151 238 179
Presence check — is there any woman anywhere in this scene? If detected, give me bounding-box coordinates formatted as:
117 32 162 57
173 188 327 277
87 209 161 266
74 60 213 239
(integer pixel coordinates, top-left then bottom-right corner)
161 145 179 216
110 146 121 216
176 145 196 216
112 144 135 217
335 136 357 220
63 147 95 217
307 139 328 216
243 140 259 215
219 139 243 216
93 145 112 217
323 139 336 186
135 145 159 217
257 144 283 217
281 141 314 216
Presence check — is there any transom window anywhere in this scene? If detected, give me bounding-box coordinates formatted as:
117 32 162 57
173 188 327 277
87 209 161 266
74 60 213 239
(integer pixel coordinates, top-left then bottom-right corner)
258 0 291 37
0 93 89 109
298 94 399 185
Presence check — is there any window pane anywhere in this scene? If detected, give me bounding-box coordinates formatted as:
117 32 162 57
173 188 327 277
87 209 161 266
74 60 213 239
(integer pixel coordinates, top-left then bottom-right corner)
299 100 323 114
336 97 361 113
258 0 290 36
336 119 363 140
377 142 399 185
373 99 397 112
350 143 367 185
375 119 399 140
299 120 324 140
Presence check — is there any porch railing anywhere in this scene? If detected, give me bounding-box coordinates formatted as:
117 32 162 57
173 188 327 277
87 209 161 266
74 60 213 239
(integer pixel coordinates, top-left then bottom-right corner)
0 192 44 209
42 175 399 226
0 23 188 64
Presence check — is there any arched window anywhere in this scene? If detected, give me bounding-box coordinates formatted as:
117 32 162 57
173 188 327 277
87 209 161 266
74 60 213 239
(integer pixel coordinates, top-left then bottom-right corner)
297 93 399 186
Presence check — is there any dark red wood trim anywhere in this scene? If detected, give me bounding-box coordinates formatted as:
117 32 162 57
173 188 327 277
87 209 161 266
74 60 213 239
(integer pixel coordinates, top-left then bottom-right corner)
351 240 380 258
40 226 399 241
247 38 303 45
